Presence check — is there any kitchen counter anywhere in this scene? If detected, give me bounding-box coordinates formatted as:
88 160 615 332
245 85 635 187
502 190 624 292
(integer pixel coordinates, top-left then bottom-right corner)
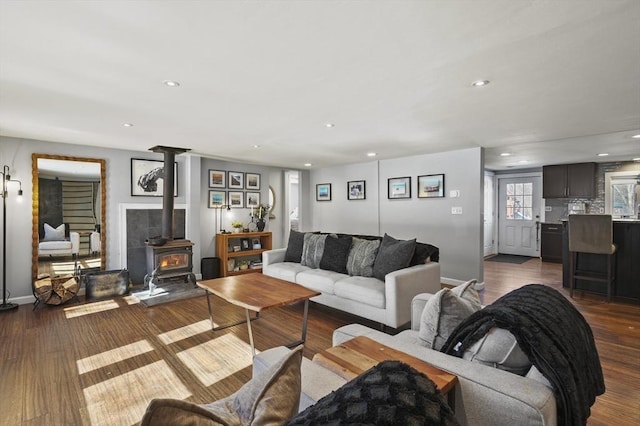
562 221 640 301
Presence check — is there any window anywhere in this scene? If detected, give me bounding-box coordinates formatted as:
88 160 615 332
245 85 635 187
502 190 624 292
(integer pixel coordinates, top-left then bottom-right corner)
505 182 533 220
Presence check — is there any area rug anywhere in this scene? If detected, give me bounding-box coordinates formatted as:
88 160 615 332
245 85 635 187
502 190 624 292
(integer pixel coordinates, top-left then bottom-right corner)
131 282 206 307
485 254 534 264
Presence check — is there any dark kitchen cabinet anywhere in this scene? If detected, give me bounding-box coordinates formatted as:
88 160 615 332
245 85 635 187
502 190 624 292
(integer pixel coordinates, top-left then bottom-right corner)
543 162 596 199
541 223 563 263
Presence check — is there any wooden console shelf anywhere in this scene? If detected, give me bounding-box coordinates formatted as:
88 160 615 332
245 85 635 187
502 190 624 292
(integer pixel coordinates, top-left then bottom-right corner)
215 232 272 277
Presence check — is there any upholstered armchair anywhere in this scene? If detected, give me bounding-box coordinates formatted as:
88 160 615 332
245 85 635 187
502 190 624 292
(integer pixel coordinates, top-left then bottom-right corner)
38 223 80 259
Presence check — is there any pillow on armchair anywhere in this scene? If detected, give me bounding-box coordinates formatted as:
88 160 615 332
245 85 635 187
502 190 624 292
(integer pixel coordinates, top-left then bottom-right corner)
43 223 66 241
141 345 303 426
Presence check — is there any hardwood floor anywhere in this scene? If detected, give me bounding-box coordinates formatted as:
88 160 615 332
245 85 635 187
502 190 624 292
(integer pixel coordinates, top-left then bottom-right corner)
1 259 638 425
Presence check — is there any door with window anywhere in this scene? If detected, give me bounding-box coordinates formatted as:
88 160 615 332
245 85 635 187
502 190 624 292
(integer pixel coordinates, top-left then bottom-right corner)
498 177 541 257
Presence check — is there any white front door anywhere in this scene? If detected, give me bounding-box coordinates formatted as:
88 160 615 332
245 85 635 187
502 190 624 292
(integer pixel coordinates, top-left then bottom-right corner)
498 177 541 257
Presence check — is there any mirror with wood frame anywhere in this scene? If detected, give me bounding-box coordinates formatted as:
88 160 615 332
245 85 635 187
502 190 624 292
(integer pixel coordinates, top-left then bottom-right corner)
32 154 106 281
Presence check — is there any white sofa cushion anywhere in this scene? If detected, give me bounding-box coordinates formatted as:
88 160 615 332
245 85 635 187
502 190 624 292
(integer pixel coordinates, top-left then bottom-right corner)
263 262 310 282
334 276 385 309
295 269 345 294
39 240 72 250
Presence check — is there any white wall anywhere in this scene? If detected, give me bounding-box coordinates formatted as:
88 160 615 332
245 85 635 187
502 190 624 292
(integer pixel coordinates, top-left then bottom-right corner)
308 148 484 283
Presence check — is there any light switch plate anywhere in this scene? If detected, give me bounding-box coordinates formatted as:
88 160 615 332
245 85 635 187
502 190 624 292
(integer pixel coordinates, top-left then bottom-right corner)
451 206 463 215
545 206 552 212
449 190 460 198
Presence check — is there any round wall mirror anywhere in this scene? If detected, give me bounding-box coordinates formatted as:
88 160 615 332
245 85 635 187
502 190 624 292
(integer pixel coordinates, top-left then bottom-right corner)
268 185 276 219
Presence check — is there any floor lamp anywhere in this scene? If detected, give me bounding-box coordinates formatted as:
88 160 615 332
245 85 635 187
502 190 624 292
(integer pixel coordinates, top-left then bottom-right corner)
1 165 22 312
214 204 231 235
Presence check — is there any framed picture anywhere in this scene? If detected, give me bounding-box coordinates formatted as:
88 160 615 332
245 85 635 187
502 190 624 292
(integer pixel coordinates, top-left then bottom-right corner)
228 171 244 189
388 176 411 199
228 191 244 208
208 190 226 208
246 192 260 207
241 238 250 250
316 183 332 201
131 158 178 197
347 180 366 200
209 170 226 188
245 173 261 190
418 174 445 198
252 238 262 249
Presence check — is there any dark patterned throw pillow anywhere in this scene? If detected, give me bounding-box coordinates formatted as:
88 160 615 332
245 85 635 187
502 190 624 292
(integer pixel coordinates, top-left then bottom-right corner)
285 360 459 426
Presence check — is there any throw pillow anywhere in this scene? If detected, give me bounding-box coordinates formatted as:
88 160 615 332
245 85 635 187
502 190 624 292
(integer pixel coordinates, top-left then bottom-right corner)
141 345 303 426
43 223 65 241
462 327 532 376
419 280 482 350
372 233 416 280
346 237 380 277
319 234 352 274
285 360 459 426
284 230 306 263
300 233 327 269
411 242 440 264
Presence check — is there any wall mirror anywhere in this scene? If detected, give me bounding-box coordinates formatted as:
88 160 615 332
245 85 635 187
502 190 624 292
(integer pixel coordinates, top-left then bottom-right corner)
268 185 276 219
32 154 106 280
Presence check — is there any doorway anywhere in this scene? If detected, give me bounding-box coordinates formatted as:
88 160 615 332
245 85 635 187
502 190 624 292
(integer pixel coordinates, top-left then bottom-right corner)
497 176 541 257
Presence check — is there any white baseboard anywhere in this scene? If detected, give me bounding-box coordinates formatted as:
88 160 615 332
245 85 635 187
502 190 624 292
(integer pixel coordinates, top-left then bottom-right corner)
441 277 486 291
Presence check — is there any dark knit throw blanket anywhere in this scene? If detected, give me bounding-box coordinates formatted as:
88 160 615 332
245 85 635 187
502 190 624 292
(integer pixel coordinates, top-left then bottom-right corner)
441 284 604 426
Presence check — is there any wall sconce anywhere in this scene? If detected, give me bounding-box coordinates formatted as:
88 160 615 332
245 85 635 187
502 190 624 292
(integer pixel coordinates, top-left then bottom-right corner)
1 165 23 311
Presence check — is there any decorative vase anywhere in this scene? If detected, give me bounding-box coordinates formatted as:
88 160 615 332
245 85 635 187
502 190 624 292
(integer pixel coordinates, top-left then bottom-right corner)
233 227 241 233
256 219 266 231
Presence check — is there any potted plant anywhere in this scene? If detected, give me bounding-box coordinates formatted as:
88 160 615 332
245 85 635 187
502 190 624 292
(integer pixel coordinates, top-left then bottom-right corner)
231 221 244 233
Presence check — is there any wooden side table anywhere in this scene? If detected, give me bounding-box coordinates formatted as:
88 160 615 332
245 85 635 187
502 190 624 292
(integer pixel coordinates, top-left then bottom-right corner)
313 336 458 410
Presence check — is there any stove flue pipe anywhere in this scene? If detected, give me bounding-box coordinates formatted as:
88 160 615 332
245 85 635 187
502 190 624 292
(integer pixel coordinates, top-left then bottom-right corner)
149 146 190 241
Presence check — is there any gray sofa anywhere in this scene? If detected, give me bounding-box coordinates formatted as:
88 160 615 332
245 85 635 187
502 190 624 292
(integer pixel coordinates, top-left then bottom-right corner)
262 232 441 328
254 292 557 426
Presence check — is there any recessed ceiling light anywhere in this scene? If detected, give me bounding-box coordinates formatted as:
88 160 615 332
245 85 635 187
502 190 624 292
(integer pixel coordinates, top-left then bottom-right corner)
252 144 260 149
597 153 609 157
519 160 529 164
367 152 377 157
632 134 640 139
163 80 180 87
304 163 312 167
500 152 511 157
123 123 133 127
325 123 335 128
472 80 490 87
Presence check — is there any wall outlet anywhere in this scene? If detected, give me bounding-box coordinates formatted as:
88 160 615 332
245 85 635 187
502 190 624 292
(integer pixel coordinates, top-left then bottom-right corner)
599 207 604 213
545 206 552 212
451 206 463 215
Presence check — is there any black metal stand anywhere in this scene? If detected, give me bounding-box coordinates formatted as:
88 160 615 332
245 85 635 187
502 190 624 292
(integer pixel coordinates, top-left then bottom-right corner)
1 165 21 312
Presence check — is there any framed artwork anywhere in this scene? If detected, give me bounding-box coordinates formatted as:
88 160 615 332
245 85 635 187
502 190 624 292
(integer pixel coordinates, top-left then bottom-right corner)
347 180 366 200
418 174 445 198
228 191 244 208
246 192 260 207
228 171 244 189
388 176 411 199
131 158 177 197
208 190 226 208
245 173 261 190
316 183 332 201
209 170 226 188
240 238 250 250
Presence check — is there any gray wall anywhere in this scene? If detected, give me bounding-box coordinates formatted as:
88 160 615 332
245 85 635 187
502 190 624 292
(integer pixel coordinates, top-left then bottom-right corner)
1 136 483 302
307 148 484 284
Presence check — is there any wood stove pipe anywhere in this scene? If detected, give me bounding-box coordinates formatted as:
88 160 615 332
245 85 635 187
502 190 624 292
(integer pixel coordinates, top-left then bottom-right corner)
149 146 190 241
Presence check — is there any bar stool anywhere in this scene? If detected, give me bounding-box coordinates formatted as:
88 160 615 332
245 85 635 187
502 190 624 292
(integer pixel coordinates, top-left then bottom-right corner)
568 214 616 302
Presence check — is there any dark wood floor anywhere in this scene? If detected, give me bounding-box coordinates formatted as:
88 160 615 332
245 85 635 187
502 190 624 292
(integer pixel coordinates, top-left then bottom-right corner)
1 258 638 425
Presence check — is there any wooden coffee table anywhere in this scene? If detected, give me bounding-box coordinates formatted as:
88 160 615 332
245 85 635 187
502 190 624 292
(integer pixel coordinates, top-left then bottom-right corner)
313 336 458 410
197 274 320 355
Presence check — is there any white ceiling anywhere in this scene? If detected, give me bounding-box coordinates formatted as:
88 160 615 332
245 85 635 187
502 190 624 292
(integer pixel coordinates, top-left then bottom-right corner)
1 0 639 171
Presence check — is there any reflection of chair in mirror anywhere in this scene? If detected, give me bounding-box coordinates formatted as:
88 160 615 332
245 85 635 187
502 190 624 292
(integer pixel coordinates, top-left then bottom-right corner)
568 214 617 302
38 223 80 259
90 231 101 256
